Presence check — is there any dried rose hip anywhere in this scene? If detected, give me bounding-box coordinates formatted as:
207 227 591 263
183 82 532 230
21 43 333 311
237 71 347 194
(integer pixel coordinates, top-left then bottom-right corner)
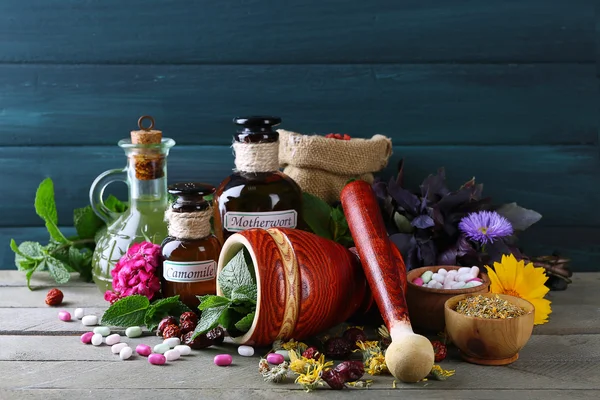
157 316 177 336
179 319 197 335
324 337 352 359
342 327 368 349
334 360 365 382
342 134 351 140
162 324 181 339
322 369 345 390
302 346 321 360
179 311 198 325
206 326 225 344
45 288 64 306
431 340 447 362
182 331 214 350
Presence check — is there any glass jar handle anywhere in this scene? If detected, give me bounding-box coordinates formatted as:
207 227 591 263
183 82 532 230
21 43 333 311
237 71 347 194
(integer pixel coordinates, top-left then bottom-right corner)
89 168 127 223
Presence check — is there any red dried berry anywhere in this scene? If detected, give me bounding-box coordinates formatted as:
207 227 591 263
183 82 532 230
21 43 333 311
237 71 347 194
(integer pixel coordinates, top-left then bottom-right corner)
206 326 225 345
179 311 198 325
334 360 365 381
45 288 64 306
342 134 351 141
182 331 214 349
322 369 346 390
302 346 321 360
162 324 181 339
334 133 343 140
324 337 352 359
342 327 368 350
325 133 336 139
431 340 447 362
179 319 197 335
157 316 177 336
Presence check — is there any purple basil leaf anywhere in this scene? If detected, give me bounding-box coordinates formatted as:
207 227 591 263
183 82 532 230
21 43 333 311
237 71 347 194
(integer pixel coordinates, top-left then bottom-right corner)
411 215 435 229
372 181 388 200
437 247 457 265
388 178 420 214
396 159 405 187
420 168 450 200
486 239 512 264
456 234 475 256
495 202 542 231
417 239 437 266
390 233 416 255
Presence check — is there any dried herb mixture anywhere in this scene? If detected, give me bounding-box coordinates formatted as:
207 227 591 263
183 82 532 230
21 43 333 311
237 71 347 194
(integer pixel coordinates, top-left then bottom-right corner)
455 295 526 319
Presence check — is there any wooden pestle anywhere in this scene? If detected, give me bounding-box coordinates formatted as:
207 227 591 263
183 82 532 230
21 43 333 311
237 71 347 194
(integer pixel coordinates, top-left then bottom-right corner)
341 180 434 383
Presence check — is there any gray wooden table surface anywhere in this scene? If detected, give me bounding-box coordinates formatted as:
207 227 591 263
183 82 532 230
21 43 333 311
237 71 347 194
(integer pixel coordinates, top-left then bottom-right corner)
0 271 598 400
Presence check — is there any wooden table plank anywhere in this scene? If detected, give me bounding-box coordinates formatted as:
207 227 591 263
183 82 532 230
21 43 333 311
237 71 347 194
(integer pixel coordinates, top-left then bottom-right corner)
0 286 106 308
0 271 90 288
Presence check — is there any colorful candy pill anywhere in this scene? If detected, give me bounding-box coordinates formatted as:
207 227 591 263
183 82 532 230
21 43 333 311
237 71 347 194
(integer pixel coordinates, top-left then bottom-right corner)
467 277 483 283
421 270 433 284
412 277 424 286
148 353 166 365
125 326 142 338
105 334 121 346
80 332 94 344
74 308 85 319
153 343 170 354
111 343 128 354
431 273 444 283
458 267 470 275
136 344 152 356
163 337 180 348
119 346 133 360
267 353 285 365
275 350 290 361
238 345 254 357
165 349 180 361
174 345 191 356
214 354 233 366
91 333 103 346
82 315 99 326
58 311 71 321
93 326 111 336
437 268 448 275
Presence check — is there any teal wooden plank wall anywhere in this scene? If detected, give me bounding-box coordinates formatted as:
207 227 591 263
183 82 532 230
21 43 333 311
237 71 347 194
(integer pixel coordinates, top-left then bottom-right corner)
0 0 598 271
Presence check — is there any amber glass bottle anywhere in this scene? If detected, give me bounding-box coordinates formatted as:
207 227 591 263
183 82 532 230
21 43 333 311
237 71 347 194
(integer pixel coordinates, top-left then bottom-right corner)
161 183 221 309
214 116 303 243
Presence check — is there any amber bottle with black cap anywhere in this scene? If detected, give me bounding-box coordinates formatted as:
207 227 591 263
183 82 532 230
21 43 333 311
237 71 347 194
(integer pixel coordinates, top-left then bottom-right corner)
213 116 303 243
161 183 221 309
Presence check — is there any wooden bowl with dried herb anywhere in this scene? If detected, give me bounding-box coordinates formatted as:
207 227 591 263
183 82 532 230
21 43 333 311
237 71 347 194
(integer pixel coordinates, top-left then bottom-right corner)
444 293 535 366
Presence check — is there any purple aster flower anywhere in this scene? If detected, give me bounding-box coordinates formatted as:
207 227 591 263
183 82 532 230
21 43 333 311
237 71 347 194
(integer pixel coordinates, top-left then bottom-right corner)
458 211 513 244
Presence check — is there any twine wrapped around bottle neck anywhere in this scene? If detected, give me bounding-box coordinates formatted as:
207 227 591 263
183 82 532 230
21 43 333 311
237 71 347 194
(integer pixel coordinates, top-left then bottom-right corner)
165 207 212 240
232 141 280 173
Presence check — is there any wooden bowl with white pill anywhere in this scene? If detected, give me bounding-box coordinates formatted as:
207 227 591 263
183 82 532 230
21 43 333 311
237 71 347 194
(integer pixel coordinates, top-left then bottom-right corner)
406 266 490 332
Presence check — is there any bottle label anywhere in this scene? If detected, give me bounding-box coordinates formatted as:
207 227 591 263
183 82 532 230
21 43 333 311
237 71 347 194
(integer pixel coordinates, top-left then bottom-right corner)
224 210 298 232
163 260 216 283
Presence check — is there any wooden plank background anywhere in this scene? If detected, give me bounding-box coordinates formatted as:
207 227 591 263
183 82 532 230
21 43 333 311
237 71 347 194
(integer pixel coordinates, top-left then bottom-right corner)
0 0 597 271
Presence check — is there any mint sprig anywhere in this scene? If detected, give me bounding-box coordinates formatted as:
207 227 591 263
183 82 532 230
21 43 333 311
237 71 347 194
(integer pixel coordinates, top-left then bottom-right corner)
9 177 127 289
193 248 257 339
302 192 354 247
101 294 191 329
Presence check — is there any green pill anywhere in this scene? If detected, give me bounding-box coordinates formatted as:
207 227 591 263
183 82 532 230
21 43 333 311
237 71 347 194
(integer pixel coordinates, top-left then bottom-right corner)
93 326 111 336
125 326 143 338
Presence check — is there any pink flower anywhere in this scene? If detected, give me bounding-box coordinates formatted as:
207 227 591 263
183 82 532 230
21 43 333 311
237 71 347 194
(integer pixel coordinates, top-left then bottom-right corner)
104 241 162 304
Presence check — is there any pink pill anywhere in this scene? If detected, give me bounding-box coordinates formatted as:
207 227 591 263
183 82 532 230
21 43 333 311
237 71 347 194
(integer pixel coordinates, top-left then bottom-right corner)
412 277 424 286
214 354 233 366
80 332 94 344
466 277 483 283
58 310 71 321
266 353 285 365
148 353 166 365
136 344 152 357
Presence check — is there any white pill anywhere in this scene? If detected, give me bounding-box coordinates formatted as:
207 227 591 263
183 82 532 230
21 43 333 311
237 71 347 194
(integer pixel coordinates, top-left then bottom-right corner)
437 268 448 275
458 267 471 275
165 349 180 361
432 281 443 289
431 273 444 283
446 270 458 277
74 308 85 319
443 281 453 289
91 333 103 346
470 266 480 278
93 326 111 336
451 281 466 289
470 281 483 287
119 346 133 360
443 274 455 285
238 345 255 357
457 274 471 282
111 342 128 354
154 343 170 354
105 334 121 346
174 345 191 356
163 337 180 348
82 315 99 326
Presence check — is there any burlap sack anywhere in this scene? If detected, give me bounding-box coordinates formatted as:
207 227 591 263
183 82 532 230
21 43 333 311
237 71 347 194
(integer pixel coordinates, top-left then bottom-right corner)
278 129 393 203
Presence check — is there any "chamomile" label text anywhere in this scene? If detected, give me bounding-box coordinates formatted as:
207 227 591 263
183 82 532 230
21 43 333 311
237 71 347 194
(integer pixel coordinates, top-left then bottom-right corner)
163 260 216 283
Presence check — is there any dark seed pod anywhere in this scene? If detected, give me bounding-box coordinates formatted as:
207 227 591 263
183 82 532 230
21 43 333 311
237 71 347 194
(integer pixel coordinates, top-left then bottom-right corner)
321 369 345 390
342 327 368 349
302 346 321 360
324 337 352 359
182 331 214 349
179 311 198 325
162 324 181 339
206 327 225 344
157 316 177 336
334 360 365 382
179 319 197 335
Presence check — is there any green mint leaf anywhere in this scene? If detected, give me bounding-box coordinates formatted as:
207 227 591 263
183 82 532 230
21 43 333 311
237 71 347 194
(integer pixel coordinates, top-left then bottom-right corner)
234 311 255 333
232 305 254 314
230 285 257 305
45 220 69 244
302 192 333 240
73 205 105 239
105 195 128 213
34 178 58 225
45 256 71 284
25 260 45 290
217 248 255 298
198 295 231 311
330 206 353 246
13 241 45 261
144 296 192 331
218 307 244 333
192 305 228 338
101 295 150 327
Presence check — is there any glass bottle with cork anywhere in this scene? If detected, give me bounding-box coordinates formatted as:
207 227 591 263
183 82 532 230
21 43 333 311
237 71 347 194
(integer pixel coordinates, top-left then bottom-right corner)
213 116 303 243
161 183 221 309
90 116 174 293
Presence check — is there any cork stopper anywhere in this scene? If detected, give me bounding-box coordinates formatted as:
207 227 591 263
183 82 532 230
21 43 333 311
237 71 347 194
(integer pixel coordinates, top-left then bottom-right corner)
131 115 162 144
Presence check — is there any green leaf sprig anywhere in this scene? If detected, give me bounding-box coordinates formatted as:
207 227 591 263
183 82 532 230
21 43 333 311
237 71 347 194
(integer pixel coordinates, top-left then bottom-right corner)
101 295 191 329
193 248 257 339
10 177 127 289
301 192 354 247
